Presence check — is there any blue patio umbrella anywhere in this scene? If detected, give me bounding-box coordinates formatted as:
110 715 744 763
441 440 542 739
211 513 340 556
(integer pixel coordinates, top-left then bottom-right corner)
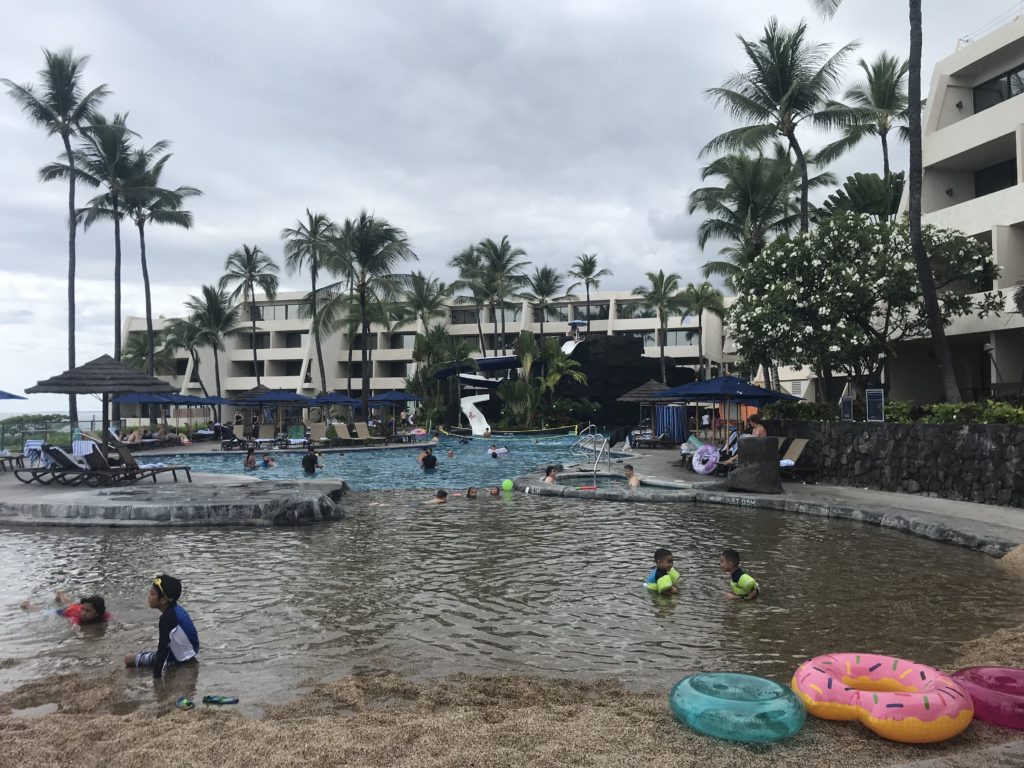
312 392 360 406
234 389 316 404
368 390 423 404
0 390 27 400
112 393 175 404
657 376 800 404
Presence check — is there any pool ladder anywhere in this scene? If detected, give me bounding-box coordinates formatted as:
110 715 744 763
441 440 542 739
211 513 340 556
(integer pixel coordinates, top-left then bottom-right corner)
571 429 611 473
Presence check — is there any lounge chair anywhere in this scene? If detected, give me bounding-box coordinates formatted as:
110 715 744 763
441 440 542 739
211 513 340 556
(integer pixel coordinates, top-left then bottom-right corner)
354 422 386 446
308 423 330 448
15 446 95 486
114 442 192 483
779 438 814 482
335 423 365 446
253 424 278 448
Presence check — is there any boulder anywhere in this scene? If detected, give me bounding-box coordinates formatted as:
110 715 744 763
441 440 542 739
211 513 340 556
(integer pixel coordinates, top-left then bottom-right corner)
725 436 783 494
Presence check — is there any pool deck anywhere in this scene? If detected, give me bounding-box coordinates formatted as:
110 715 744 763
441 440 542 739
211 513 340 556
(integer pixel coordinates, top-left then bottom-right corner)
0 471 347 527
520 446 1024 557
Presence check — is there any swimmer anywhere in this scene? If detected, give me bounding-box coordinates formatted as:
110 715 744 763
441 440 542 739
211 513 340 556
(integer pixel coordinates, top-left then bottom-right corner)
466 487 478 499
489 486 500 496
624 464 640 488
447 449 455 458
425 489 448 504
261 453 277 469
21 590 110 626
543 465 558 484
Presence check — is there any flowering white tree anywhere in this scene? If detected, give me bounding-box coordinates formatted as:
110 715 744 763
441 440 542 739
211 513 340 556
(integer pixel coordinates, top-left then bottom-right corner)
730 213 1002 397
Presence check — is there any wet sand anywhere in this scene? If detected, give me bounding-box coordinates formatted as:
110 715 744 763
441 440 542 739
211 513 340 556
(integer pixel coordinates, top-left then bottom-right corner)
1 625 1022 768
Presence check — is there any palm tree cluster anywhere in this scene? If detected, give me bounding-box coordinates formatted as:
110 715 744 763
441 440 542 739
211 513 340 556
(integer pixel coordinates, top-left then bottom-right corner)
4 48 201 423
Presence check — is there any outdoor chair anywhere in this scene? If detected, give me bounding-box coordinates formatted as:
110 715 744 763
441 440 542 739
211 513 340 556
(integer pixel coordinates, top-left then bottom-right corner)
307 423 330 448
114 442 193 483
14 446 95 486
779 438 814 482
354 421 386 445
284 424 308 448
0 452 25 472
253 424 277 448
335 423 365 446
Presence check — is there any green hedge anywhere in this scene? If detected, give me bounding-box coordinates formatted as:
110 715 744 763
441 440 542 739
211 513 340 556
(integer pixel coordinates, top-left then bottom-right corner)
765 399 1024 425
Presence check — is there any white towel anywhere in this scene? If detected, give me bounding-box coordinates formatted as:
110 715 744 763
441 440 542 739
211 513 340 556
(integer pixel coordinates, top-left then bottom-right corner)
72 440 96 457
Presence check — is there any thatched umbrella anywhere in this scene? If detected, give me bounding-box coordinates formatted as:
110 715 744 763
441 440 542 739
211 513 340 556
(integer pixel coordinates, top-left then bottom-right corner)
25 355 175 446
616 379 671 435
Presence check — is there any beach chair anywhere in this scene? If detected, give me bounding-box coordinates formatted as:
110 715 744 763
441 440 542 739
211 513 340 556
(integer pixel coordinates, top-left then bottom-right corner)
114 442 193 483
18 446 95 486
354 421 386 446
253 424 278 448
779 438 814 482
284 423 308 448
308 423 330 448
335 423 365 446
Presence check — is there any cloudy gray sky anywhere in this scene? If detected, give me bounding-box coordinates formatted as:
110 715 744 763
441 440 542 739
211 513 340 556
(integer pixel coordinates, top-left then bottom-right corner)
0 0 1017 412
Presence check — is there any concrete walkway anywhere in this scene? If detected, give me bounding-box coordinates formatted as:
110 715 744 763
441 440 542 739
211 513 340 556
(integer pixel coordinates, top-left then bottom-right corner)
555 445 1024 557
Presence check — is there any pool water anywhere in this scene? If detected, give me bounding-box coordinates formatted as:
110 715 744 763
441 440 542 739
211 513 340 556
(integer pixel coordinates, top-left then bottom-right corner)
2 492 1021 712
148 437 579 490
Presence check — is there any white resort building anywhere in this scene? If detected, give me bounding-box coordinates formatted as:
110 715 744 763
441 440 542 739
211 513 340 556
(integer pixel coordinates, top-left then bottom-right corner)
889 16 1024 402
126 291 726 408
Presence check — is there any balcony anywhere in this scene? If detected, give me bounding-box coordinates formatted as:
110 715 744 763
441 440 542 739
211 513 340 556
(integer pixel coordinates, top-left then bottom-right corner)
924 183 1024 233
925 100 1020 168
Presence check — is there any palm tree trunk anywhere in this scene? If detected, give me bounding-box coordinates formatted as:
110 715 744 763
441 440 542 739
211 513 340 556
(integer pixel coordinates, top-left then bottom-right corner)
112 197 122 424
213 347 223 422
697 314 705 379
539 309 545 340
500 303 508 354
475 302 486 358
660 317 667 384
880 131 890 178
491 302 499 355
585 284 592 333
787 132 811 233
191 350 209 398
346 333 354 397
311 274 327 394
359 288 370 415
250 285 261 386
61 132 79 426
908 0 960 403
137 221 156 377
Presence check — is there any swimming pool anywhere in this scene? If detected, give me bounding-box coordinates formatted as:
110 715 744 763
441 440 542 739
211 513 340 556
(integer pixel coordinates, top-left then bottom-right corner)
146 437 582 490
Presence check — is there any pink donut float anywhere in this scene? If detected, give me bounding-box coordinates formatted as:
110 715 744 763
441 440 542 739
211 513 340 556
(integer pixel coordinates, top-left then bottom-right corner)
952 667 1024 730
792 653 973 743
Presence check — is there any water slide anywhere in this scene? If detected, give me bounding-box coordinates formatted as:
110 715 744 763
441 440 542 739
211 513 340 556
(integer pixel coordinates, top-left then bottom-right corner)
460 394 492 436
561 339 581 356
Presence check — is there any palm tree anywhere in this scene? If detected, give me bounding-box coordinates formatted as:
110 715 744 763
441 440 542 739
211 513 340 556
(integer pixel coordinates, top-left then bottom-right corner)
703 18 857 233
632 270 686 384
122 331 175 375
679 282 726 380
821 53 909 177
476 236 529 354
3 48 109 424
322 211 416 415
449 244 489 357
567 254 612 333
185 285 241 419
282 210 338 394
219 245 280 387
403 271 453 329
688 152 800 289
163 316 209 397
123 148 202 375
812 0 961 401
39 113 140 367
521 266 576 338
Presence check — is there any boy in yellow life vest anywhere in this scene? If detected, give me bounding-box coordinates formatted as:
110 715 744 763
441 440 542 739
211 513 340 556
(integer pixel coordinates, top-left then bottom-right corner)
720 548 759 601
644 548 679 594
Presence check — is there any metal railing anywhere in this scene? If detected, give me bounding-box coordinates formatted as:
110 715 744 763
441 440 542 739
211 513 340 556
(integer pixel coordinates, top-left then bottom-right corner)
571 431 612 473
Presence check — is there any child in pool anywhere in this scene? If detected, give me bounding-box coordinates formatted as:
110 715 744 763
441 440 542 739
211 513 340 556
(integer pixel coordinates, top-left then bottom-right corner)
124 574 199 679
244 448 257 469
20 590 110 625
720 549 759 601
645 548 679 594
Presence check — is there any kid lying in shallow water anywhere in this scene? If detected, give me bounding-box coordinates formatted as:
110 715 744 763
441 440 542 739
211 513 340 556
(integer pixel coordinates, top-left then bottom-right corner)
20 590 110 625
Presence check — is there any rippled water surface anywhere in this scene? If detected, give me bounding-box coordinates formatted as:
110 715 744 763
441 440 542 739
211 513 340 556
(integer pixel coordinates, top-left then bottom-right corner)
1 492 1020 712
146 436 584 489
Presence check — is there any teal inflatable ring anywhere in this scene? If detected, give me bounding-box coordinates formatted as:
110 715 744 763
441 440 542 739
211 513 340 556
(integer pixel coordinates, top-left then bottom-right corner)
669 672 806 743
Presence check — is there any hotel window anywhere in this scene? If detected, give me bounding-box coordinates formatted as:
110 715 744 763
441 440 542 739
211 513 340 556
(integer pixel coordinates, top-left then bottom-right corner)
974 64 1024 113
573 303 610 321
663 330 698 346
533 305 570 323
247 332 271 350
283 332 307 348
390 333 417 349
493 306 522 323
175 359 189 376
350 334 378 350
283 361 304 377
450 308 479 325
614 330 656 346
616 302 657 319
974 159 1017 197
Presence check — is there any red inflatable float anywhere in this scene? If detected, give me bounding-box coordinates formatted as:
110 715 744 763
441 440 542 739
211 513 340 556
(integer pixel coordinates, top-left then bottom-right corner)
952 667 1024 730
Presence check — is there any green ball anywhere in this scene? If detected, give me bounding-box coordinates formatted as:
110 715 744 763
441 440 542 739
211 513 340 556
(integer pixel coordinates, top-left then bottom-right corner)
501 479 514 491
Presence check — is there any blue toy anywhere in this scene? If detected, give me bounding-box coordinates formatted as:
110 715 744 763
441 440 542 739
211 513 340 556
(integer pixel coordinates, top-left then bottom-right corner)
669 673 805 743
